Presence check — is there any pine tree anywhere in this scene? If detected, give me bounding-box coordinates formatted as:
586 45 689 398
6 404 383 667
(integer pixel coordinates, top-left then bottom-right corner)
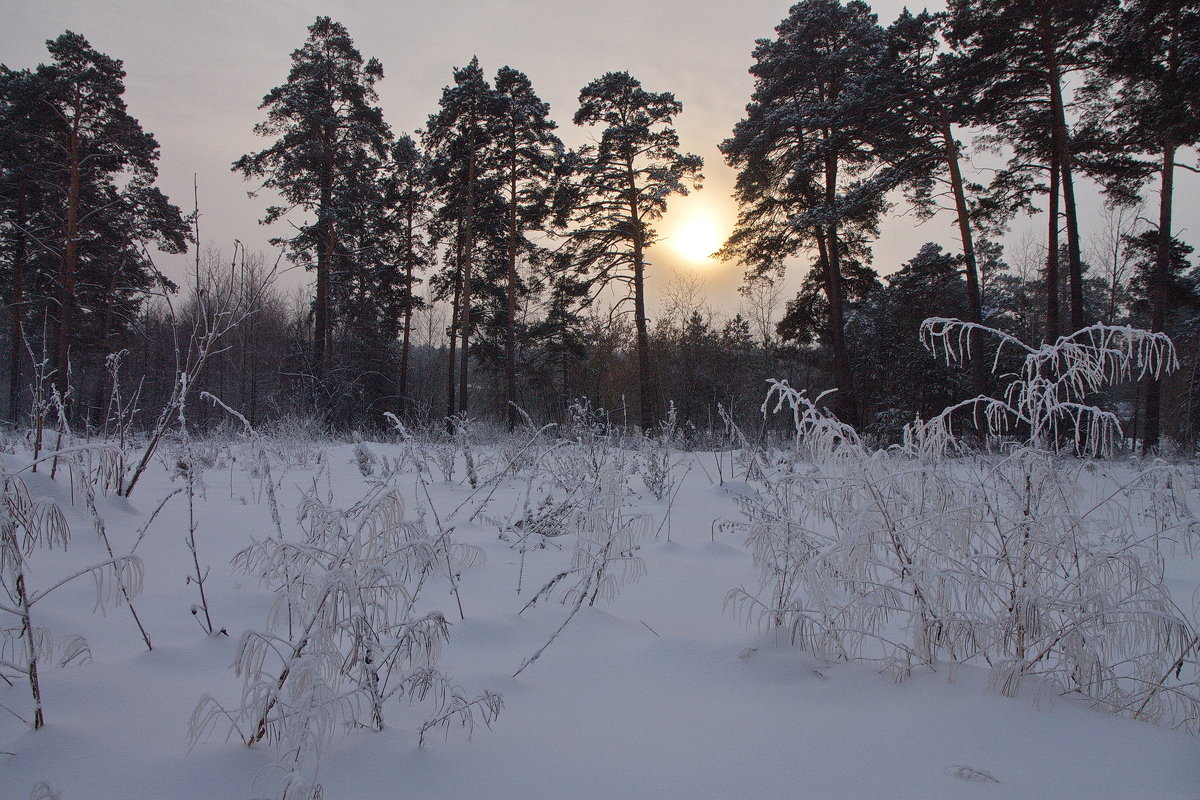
0 67 50 419
532 246 592 418
568 71 702 431
886 10 1000 399
325 141 398 421
947 0 1114 339
379 135 432 419
886 11 986 327
424 57 501 418
2 33 189 419
1094 0 1200 451
492 66 564 428
857 243 972 438
1126 231 1199 324
234 17 391 380
775 251 880 351
720 0 900 427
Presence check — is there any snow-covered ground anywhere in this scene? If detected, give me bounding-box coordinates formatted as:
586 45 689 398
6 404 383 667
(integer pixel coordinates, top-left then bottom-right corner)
3 432 1199 800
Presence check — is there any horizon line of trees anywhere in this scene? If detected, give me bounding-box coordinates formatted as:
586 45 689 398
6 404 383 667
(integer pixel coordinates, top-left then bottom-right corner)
2 1 1199 451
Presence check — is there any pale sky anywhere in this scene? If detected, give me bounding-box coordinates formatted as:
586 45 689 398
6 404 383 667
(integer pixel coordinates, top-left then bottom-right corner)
3 0 1195 319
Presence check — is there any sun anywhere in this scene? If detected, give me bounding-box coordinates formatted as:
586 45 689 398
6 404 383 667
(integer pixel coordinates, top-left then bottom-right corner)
668 211 727 266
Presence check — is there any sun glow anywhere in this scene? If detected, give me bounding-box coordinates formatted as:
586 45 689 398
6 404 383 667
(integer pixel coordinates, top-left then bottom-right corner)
665 205 732 267
671 214 726 264
659 190 736 269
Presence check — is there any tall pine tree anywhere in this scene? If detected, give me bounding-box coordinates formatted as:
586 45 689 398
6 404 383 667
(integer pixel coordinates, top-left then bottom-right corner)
379 135 432 420
1095 0 1200 451
947 0 1113 339
0 66 50 418
887 11 986 327
568 71 702 431
2 33 188 419
720 0 900 426
234 17 391 381
492 66 564 428
424 57 501 418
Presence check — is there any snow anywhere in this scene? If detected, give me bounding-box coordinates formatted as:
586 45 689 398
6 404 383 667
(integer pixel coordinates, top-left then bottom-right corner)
3 438 1199 800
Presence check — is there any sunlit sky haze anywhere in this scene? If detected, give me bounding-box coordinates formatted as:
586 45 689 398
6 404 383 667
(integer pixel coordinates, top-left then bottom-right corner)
4 0 1193 319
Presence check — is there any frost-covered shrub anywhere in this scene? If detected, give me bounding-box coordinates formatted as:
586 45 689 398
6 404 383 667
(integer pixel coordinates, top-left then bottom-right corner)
258 414 330 470
544 400 636 496
919 319 1177 457
640 402 688 501
1 462 143 729
352 435 378 477
729 324 1200 730
190 484 498 799
492 411 554 480
450 415 482 488
515 463 650 676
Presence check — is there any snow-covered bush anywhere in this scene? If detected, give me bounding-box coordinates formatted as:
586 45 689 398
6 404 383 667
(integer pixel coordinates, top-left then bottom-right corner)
257 414 330 470
729 323 1200 730
918 319 1177 457
1 460 143 729
190 484 498 799
515 462 650 676
640 401 689 501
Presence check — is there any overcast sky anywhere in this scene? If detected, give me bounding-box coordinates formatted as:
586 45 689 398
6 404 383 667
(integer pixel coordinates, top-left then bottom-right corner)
3 0 1195 318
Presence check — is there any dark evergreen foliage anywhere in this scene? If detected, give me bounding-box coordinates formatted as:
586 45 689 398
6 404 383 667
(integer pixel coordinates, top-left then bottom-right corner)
234 17 391 383
946 0 1115 339
1092 0 1200 450
567 71 703 430
0 33 189 424
423 57 504 419
720 0 905 426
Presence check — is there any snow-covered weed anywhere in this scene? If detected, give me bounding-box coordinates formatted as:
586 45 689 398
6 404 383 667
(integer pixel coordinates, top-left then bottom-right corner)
515 463 650 676
258 415 329 470
919 319 1177 457
190 483 497 799
1 460 143 729
352 435 378 478
544 400 636 496
640 402 687 501
717 401 770 482
730 324 1200 730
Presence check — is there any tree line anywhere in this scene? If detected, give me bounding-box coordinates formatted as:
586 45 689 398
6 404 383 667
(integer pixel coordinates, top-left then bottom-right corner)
2 1 1199 450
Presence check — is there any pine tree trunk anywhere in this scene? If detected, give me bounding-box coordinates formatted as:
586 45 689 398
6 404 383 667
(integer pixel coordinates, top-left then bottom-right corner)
821 227 857 426
446 232 461 422
315 143 334 379
1043 13 1084 334
625 158 655 431
1142 10 1181 455
560 335 571 421
398 203 415 419
58 106 82 388
1053 99 1084 334
943 121 982 325
942 119 987 398
822 152 858 427
1144 144 1176 454
89 269 118 429
633 240 653 432
459 253 472 417
8 175 28 421
458 118 478 417
1045 159 1061 343
505 144 520 430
